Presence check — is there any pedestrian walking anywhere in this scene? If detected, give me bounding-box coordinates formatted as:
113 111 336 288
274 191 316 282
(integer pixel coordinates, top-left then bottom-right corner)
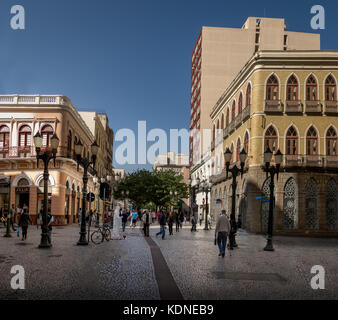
37 208 43 229
9 204 17 231
168 212 174 235
214 210 231 258
179 211 184 229
18 207 32 241
131 210 138 228
237 214 242 229
156 211 166 239
198 210 202 226
16 205 22 225
191 214 197 232
174 211 180 232
142 210 151 237
121 210 128 232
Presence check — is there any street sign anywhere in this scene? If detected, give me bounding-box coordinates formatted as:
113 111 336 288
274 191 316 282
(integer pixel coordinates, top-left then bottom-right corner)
87 192 95 202
256 196 270 203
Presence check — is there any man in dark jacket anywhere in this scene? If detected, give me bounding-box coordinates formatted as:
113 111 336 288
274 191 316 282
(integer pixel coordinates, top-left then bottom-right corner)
121 210 129 232
156 211 166 239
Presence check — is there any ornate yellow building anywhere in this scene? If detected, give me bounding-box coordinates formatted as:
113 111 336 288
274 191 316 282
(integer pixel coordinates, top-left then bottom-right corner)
209 51 338 236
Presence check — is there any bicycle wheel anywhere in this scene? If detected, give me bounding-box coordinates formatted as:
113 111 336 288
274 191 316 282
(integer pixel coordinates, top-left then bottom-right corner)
104 228 111 241
91 231 103 244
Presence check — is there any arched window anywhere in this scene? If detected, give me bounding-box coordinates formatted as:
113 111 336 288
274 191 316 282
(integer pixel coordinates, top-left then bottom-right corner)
221 113 224 129
41 125 54 147
264 126 278 153
326 126 337 156
306 75 318 101
305 178 319 230
325 75 336 101
231 101 236 122
283 178 298 229
0 125 10 149
19 125 32 148
326 178 338 230
238 93 243 114
244 132 249 154
236 138 241 162
226 108 230 127
67 130 72 153
286 75 298 101
216 119 219 130
266 75 279 100
246 83 251 107
286 126 298 155
306 126 318 155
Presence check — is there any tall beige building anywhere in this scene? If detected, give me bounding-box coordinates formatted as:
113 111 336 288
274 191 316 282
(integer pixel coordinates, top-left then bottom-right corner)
190 17 320 169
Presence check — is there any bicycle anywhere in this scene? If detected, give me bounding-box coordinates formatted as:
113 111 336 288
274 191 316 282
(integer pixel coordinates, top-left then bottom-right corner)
91 223 111 244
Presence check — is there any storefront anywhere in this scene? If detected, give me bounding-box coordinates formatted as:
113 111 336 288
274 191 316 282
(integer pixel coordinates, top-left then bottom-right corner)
0 176 9 215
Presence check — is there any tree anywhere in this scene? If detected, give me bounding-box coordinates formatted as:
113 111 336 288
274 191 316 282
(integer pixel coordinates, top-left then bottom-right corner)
115 169 189 212
151 169 188 211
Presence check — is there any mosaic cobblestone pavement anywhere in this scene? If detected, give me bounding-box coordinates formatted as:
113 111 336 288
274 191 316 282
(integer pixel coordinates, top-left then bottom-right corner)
0 223 337 300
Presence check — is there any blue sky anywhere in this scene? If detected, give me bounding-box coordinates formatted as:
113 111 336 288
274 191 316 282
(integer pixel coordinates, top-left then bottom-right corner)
0 0 337 172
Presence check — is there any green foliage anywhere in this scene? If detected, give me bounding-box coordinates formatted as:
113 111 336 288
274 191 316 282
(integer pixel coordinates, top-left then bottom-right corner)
115 169 188 211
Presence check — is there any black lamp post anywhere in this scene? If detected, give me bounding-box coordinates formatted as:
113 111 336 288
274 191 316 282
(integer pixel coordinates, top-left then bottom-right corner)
34 131 60 248
101 174 112 219
75 140 99 246
224 147 247 249
263 147 283 252
195 177 212 231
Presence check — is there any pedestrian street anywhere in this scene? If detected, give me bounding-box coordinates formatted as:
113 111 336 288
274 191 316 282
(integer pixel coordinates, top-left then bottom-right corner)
0 222 337 300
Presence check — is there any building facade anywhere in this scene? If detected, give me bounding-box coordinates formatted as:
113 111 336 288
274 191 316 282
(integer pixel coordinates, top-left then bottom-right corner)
189 17 321 208
0 95 113 225
209 51 338 236
154 152 190 213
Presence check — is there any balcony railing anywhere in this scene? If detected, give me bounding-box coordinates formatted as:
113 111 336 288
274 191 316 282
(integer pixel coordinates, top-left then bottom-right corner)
0 146 79 161
228 121 235 133
242 105 250 121
223 127 229 139
324 100 338 114
285 100 302 113
305 100 321 113
264 100 282 113
235 114 242 128
281 154 338 168
0 95 73 107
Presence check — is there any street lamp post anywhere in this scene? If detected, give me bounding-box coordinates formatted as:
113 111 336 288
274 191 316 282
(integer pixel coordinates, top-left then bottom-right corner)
263 147 283 252
188 178 193 220
93 176 99 227
224 148 247 249
101 174 112 222
33 131 60 248
4 176 12 238
195 178 212 231
75 140 99 246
